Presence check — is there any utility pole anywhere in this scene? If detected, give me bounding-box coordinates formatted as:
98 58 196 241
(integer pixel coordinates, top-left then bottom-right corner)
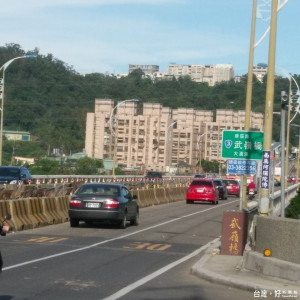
242 0 257 210
259 0 279 216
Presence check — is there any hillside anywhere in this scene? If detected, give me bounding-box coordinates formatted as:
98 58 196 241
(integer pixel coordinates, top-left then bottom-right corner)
1 43 299 163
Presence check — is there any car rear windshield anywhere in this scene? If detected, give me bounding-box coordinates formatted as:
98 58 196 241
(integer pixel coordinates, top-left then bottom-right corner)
190 180 213 187
214 180 222 186
77 185 119 196
226 180 238 185
146 172 162 177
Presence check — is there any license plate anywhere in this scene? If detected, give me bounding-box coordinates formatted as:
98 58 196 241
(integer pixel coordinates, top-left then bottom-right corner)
197 188 204 192
87 202 100 208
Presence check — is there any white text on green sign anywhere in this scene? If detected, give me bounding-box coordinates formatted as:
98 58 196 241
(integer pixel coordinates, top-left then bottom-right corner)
222 130 264 160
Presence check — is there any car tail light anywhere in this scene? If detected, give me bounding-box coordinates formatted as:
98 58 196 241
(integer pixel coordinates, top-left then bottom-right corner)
187 187 197 193
69 198 82 207
104 199 119 208
207 188 214 194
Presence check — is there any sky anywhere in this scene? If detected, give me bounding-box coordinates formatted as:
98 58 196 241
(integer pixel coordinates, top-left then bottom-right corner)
0 0 299 76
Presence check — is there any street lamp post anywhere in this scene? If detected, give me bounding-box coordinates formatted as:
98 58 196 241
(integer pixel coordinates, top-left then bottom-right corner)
259 0 278 216
166 121 177 174
197 131 213 174
109 99 139 176
198 133 206 174
280 92 288 218
165 120 186 175
0 54 36 165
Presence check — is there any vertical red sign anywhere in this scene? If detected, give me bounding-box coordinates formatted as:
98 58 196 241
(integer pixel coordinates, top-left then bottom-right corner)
221 211 248 256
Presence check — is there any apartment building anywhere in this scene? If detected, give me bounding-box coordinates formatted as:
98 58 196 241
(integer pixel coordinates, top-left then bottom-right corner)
85 99 264 174
253 64 268 82
166 64 234 86
128 64 159 75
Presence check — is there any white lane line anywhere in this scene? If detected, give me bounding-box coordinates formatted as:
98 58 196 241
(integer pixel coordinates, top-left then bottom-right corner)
102 237 221 300
3 200 236 271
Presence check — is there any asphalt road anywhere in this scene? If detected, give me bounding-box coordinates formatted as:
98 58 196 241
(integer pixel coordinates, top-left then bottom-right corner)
0 197 257 300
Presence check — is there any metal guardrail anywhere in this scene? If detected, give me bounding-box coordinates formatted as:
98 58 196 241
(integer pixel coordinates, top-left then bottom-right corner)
31 175 192 184
246 183 298 216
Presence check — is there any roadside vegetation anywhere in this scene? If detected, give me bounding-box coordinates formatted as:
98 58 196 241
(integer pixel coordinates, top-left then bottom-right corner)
285 188 300 219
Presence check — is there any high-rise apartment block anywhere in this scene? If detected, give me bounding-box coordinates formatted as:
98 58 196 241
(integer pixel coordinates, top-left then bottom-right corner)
166 64 234 86
85 99 264 173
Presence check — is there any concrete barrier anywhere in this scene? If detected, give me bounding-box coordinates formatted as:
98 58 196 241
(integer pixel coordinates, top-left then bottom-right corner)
154 188 168 204
135 189 147 208
1 184 298 235
11 199 33 230
179 186 187 200
131 189 143 208
170 187 183 202
242 248 300 284
253 215 300 264
0 200 15 231
42 197 64 224
55 196 70 222
142 189 156 206
165 187 174 202
148 189 159 205
27 198 49 228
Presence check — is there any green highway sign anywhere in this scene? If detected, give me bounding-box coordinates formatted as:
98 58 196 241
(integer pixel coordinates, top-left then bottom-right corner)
221 130 264 160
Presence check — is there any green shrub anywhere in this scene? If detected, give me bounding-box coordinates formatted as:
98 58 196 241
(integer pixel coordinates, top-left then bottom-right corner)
285 188 300 219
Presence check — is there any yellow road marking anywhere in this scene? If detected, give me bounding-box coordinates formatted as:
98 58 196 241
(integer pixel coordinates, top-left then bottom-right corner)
124 241 171 251
27 237 68 243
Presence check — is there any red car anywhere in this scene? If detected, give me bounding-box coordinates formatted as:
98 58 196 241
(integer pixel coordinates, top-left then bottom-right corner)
186 179 219 205
223 179 240 198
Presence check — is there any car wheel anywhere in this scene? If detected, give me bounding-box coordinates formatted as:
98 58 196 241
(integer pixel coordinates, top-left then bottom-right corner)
119 214 127 229
70 218 79 227
130 211 139 226
186 200 193 204
236 194 239 198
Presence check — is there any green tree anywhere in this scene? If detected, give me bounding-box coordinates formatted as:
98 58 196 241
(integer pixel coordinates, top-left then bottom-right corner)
74 157 103 175
285 188 300 219
201 160 219 173
29 158 61 175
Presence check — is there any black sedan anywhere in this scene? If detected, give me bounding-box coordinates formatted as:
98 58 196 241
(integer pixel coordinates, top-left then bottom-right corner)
213 179 228 200
68 183 139 229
